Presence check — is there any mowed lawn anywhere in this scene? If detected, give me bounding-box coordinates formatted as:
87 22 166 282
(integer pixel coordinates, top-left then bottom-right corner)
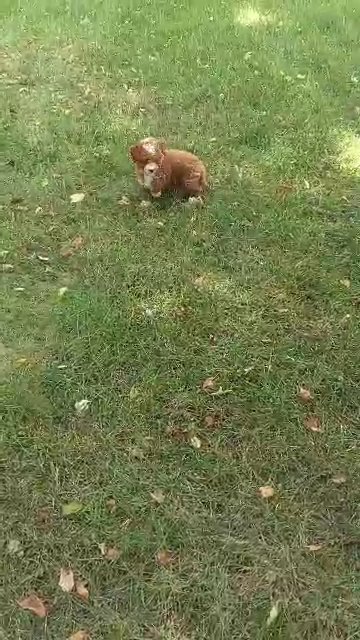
1 0 360 637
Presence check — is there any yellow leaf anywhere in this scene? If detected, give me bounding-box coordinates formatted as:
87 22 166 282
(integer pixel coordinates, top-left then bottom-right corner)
340 278 351 289
266 603 279 626
190 436 201 449
70 192 85 203
62 501 83 516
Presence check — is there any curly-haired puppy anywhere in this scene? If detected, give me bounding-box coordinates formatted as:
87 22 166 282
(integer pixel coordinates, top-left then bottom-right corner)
130 137 207 201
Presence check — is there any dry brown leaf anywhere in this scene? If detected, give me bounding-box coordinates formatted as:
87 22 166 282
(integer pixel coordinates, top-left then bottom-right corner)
75 580 89 602
306 543 323 552
298 386 313 403
332 474 347 485
304 416 322 432
17 593 48 618
259 485 275 499
105 498 117 513
59 567 75 593
204 415 215 428
202 377 217 393
156 549 175 567
150 490 165 504
60 247 74 258
68 631 90 640
105 547 120 561
71 236 84 250
166 425 188 442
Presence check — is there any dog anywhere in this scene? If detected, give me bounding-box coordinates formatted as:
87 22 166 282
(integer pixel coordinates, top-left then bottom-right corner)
130 137 207 201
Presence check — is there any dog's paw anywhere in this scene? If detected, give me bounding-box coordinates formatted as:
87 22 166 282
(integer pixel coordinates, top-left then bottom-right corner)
151 191 162 198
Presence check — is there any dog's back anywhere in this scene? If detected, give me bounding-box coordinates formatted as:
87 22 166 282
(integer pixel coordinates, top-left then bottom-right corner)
163 149 207 193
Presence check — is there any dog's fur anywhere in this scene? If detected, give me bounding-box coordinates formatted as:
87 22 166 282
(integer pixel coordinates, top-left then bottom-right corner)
130 137 207 199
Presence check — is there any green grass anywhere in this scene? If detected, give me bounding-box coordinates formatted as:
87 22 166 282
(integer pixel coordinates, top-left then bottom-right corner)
1 0 360 637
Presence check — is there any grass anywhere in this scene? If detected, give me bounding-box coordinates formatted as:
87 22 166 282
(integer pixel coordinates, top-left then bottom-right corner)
1 0 360 637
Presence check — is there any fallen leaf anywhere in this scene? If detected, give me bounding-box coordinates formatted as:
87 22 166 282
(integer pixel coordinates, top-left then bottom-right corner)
17 593 48 618
70 192 85 203
193 275 207 288
332 474 346 485
2 263 14 272
59 567 75 593
259 485 275 499
71 236 84 250
106 546 120 561
118 196 130 206
340 278 351 289
68 631 90 640
276 181 296 201
190 435 201 449
166 425 188 442
98 542 107 556
306 543 323 551
304 416 322 432
150 490 165 504
139 199 151 209
75 580 89 602
37 254 49 263
156 549 175 567
7 539 23 556
298 386 313 403
75 399 90 414
105 498 117 513
58 286 68 298
60 247 74 258
266 603 279 626
128 446 144 459
62 501 83 516
204 415 216 428
202 377 217 393
36 506 53 530
129 385 140 400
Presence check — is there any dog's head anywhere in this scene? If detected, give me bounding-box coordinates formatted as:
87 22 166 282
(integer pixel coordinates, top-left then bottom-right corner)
130 137 167 165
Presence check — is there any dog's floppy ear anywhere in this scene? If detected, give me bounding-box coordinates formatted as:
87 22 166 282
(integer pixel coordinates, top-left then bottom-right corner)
130 144 144 163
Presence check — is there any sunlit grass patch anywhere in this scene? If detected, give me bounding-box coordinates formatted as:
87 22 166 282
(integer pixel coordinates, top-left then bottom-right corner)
337 130 360 174
234 5 275 27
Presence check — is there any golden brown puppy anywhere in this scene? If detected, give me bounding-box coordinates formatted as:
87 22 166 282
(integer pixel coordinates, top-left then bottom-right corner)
130 137 207 201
